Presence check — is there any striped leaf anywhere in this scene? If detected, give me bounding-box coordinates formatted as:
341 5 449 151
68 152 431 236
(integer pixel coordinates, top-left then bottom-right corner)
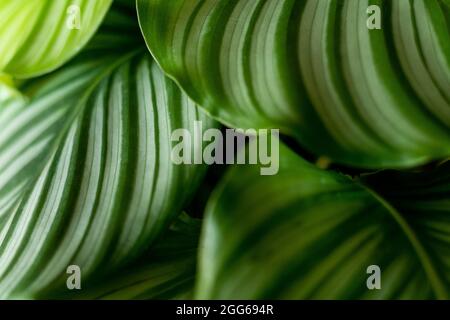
197 141 450 299
46 213 200 300
0 5 215 298
138 0 450 168
0 0 112 78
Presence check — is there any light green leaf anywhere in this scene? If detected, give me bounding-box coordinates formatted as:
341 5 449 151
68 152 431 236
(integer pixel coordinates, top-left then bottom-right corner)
0 5 216 299
138 0 450 168
197 141 450 299
0 0 112 78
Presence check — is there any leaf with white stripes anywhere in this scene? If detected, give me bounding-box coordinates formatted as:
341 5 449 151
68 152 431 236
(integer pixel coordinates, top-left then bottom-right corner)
44 213 200 300
0 5 216 298
0 0 112 78
138 0 450 168
197 141 450 299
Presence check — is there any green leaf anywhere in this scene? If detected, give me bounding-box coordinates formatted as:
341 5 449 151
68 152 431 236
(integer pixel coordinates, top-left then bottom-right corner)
0 0 112 78
138 0 450 168
197 140 450 299
0 78 21 105
392 0 450 126
0 5 216 299
45 213 200 300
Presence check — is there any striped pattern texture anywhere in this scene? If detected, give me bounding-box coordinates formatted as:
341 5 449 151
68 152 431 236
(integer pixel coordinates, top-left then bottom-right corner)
0 0 112 78
138 0 450 168
197 141 450 299
0 4 216 298
48 213 200 300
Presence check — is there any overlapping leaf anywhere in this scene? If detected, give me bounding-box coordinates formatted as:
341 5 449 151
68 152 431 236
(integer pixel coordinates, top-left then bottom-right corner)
0 4 216 299
0 0 112 78
197 141 450 299
138 0 450 168
45 213 200 300
1 0 448 302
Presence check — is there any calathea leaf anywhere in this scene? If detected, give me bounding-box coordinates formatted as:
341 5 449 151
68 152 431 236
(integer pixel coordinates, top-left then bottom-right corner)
0 5 216 299
138 0 450 168
392 0 450 126
0 0 112 78
197 141 450 299
44 213 200 300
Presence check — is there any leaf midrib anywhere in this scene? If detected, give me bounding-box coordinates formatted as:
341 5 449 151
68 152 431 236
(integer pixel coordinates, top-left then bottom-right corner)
360 182 448 299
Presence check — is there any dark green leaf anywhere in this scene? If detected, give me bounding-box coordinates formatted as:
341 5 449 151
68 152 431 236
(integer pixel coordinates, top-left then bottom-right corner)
197 141 449 299
138 0 450 168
